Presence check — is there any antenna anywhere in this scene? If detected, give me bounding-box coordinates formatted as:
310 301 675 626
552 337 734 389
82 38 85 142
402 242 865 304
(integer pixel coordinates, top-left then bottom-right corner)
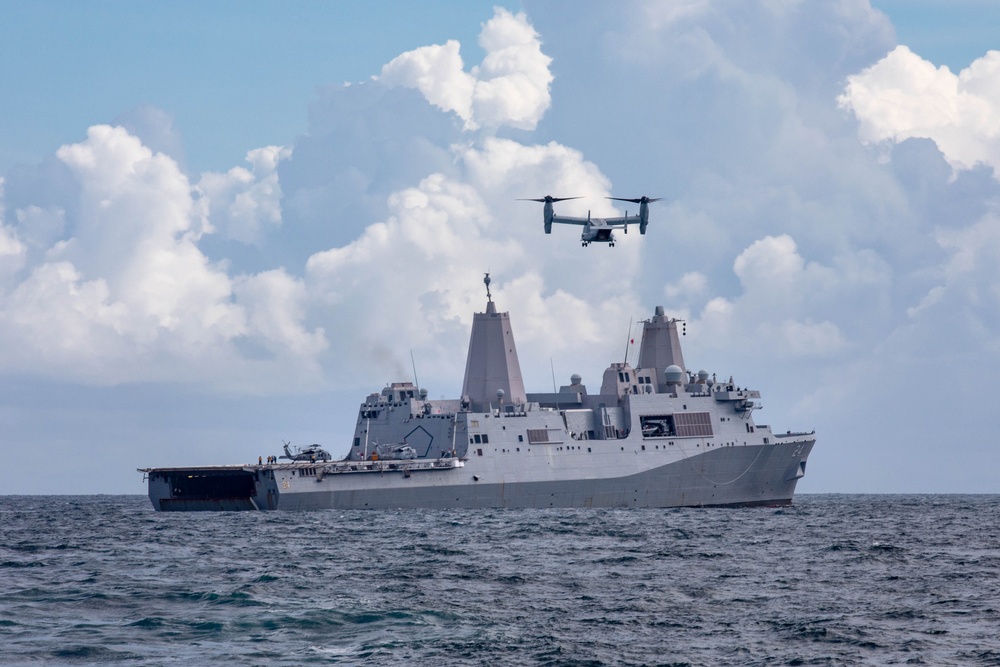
628 320 639 366
622 317 631 365
410 349 420 394
484 272 492 302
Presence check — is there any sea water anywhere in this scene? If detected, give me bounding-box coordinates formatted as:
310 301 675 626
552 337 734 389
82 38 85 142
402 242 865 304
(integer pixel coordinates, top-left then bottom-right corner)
1 495 998 666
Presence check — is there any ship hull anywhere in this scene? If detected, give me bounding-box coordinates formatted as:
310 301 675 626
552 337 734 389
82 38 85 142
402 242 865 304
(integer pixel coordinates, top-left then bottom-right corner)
145 437 813 511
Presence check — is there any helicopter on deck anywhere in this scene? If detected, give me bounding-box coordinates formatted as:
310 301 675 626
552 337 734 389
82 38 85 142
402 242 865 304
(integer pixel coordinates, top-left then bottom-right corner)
279 441 332 462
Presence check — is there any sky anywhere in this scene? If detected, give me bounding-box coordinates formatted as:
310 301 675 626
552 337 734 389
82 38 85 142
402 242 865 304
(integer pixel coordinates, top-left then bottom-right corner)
1 1 999 495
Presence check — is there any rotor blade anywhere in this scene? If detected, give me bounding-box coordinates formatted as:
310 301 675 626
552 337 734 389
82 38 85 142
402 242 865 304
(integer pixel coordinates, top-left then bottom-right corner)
517 196 583 203
607 196 662 204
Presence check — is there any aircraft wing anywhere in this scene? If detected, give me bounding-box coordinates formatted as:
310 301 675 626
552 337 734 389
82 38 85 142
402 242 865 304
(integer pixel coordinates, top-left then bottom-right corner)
550 214 591 227
601 215 641 228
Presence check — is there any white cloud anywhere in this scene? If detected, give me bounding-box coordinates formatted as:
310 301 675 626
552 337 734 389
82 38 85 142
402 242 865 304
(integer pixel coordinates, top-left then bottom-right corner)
907 285 945 319
15 205 65 252
380 8 552 131
664 271 707 300
933 209 1000 336
379 40 476 125
691 235 851 359
197 145 291 245
840 46 1000 177
52 125 239 344
0 126 326 388
0 220 27 288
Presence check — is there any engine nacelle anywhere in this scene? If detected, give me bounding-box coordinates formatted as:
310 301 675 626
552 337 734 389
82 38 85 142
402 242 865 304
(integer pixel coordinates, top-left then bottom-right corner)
543 200 554 234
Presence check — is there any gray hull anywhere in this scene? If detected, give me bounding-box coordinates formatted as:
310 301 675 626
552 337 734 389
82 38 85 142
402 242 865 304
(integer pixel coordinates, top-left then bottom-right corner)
145 438 813 511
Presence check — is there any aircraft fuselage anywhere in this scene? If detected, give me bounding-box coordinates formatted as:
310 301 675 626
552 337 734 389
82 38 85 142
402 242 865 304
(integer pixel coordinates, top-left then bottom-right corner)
582 222 616 247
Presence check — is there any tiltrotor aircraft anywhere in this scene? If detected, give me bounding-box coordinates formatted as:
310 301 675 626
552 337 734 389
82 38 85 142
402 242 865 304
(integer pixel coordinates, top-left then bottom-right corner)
520 195 661 247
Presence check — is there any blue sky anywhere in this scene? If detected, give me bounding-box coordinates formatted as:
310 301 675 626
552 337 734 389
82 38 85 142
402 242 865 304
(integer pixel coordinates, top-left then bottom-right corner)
1 1 519 173
2 1 999 495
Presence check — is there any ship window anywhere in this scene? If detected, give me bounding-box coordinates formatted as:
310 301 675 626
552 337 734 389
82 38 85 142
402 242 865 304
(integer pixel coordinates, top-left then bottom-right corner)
477 449 483 456
474 434 482 444
641 445 645 451
518 435 523 442
482 434 489 444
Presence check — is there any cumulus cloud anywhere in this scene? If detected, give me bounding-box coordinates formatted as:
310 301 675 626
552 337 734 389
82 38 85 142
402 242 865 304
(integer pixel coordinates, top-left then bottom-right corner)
0 125 324 388
930 209 1000 341
380 40 476 124
0 180 27 284
198 145 291 245
380 8 552 131
113 104 187 167
840 46 1000 177
664 271 708 301
690 235 856 359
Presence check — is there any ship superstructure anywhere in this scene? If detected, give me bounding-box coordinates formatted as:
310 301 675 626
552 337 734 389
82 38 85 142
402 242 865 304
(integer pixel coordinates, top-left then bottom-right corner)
141 276 814 511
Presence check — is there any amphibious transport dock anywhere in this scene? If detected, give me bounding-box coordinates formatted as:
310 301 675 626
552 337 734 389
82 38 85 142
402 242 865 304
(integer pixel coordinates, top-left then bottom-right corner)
140 276 815 511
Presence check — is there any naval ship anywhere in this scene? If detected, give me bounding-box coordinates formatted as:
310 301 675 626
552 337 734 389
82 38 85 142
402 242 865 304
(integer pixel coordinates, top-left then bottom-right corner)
140 275 815 511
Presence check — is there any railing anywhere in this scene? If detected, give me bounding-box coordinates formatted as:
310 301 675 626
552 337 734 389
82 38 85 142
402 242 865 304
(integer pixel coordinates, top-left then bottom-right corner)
318 457 465 475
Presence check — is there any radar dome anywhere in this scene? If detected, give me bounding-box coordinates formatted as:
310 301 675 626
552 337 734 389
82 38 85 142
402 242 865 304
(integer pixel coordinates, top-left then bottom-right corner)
698 369 709 382
570 374 582 385
664 365 684 384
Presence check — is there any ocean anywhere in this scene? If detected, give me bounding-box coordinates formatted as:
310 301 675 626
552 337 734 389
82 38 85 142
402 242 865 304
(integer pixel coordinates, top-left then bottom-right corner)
1 494 998 666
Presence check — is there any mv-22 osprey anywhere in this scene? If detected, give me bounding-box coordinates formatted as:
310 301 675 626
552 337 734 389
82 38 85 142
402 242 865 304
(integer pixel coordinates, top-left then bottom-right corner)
520 195 660 247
